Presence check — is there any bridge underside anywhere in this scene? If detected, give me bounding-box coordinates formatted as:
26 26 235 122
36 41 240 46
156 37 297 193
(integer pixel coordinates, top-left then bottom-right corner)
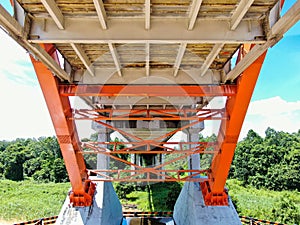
1 0 299 213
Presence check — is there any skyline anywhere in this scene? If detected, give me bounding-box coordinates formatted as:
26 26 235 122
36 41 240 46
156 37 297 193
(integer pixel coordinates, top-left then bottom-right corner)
0 1 299 141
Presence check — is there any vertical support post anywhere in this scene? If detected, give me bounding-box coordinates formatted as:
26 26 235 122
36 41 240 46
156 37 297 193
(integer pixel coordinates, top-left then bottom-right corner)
97 128 110 173
184 120 203 172
201 46 267 205
30 44 95 206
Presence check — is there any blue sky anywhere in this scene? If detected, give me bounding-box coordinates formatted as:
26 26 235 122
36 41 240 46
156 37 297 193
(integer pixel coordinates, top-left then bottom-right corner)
0 1 299 141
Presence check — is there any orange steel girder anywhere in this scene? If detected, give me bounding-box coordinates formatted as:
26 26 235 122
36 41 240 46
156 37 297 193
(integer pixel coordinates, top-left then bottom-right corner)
30 44 95 207
72 108 226 121
30 42 267 206
200 46 268 205
59 84 237 97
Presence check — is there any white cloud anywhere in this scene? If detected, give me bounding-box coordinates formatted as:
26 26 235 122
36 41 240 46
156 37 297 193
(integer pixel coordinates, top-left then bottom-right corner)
0 30 37 86
240 96 300 139
0 30 55 140
0 74 55 140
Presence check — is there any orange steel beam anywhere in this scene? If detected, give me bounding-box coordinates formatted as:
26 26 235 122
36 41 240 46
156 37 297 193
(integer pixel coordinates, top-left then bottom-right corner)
30 44 95 207
59 84 237 97
200 46 268 205
72 108 226 121
88 169 209 182
81 141 217 154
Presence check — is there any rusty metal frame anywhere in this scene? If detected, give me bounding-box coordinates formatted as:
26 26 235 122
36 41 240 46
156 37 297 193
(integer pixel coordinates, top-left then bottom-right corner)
72 108 226 121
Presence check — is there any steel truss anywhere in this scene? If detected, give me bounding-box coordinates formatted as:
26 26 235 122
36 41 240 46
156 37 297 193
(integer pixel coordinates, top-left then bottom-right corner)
29 43 267 207
81 140 215 182
72 108 226 121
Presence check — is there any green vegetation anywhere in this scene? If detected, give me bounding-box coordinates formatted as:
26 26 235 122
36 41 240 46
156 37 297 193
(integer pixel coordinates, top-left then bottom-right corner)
227 179 300 225
0 128 299 224
0 180 69 222
231 128 300 191
116 182 183 212
0 137 68 183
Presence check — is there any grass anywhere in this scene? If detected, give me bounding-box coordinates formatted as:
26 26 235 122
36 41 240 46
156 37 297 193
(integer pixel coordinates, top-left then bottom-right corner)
0 179 69 222
0 179 299 224
120 182 182 212
227 179 300 224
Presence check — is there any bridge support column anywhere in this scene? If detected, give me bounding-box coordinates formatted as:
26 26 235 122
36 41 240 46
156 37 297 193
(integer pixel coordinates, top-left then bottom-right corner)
173 182 241 225
55 182 123 225
184 121 204 172
97 128 111 173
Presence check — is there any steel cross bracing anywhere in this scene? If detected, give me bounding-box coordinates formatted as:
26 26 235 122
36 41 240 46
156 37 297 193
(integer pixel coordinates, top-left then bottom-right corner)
71 108 226 121
1 0 299 207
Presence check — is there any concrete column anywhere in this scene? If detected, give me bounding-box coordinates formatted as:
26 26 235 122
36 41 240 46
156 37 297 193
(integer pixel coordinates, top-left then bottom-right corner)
97 131 110 172
173 182 241 225
187 131 201 171
183 120 204 173
55 121 123 225
56 182 123 225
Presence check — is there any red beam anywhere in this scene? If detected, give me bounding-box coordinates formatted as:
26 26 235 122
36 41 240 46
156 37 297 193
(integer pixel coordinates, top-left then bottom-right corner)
72 108 226 121
30 44 93 207
201 45 268 205
59 84 237 97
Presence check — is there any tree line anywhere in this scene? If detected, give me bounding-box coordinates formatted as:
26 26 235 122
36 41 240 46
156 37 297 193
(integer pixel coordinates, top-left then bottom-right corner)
0 137 68 182
231 127 300 191
0 127 299 191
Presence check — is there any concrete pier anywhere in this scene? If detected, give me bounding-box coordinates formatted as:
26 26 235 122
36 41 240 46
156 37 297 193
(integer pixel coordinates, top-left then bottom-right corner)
173 182 241 225
55 182 123 225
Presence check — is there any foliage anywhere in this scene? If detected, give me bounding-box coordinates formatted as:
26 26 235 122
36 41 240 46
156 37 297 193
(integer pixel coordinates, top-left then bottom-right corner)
117 182 183 211
231 128 300 191
227 179 300 225
0 180 69 221
0 137 68 183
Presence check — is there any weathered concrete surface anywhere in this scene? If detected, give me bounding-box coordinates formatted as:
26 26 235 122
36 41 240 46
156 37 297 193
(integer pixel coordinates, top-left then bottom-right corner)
55 182 123 225
173 182 241 225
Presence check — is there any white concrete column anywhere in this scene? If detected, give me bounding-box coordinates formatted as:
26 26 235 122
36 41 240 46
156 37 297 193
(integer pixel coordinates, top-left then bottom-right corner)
97 131 110 171
187 131 201 171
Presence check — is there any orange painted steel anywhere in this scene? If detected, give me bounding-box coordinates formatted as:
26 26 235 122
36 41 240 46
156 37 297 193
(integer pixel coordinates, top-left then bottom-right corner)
88 169 209 182
30 44 95 207
200 46 268 205
72 108 226 121
30 42 266 207
81 141 218 154
59 84 237 97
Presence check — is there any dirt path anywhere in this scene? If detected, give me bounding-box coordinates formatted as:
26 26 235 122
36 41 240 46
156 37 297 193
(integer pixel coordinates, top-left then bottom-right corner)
0 219 18 225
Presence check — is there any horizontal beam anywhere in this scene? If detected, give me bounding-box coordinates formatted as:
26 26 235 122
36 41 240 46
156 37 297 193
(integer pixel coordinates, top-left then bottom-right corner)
29 17 265 44
82 141 217 154
72 108 225 121
59 84 237 97
78 67 222 85
89 170 208 182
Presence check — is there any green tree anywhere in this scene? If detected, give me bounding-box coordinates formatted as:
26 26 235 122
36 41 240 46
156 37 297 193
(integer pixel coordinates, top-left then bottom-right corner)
231 128 300 191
